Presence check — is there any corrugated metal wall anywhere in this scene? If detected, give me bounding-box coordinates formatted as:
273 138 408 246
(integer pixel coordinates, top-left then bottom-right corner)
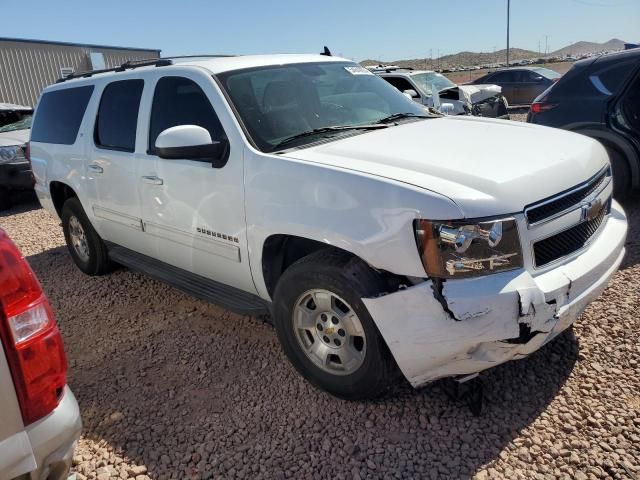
0 40 159 106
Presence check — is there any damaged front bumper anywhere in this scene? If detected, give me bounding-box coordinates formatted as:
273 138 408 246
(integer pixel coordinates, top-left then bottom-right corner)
363 202 627 388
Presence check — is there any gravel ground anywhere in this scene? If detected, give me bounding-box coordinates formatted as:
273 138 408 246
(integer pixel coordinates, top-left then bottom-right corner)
1 178 639 478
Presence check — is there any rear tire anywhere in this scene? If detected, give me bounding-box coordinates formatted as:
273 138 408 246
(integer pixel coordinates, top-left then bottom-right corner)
61 197 113 275
606 146 631 200
272 250 396 400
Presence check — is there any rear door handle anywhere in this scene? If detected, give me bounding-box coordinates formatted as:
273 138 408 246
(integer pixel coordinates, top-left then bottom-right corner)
88 164 103 174
141 175 163 185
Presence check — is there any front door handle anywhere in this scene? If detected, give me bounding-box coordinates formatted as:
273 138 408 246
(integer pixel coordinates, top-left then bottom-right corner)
88 164 103 174
141 175 164 185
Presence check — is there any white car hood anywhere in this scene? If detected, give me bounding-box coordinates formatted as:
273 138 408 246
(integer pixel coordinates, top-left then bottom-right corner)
456 84 502 104
0 129 29 147
283 116 608 218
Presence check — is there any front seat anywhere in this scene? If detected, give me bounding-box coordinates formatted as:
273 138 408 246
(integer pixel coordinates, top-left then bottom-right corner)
262 79 312 137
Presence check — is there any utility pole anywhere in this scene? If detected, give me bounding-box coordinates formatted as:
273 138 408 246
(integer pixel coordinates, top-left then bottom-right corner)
545 35 549 55
506 0 510 66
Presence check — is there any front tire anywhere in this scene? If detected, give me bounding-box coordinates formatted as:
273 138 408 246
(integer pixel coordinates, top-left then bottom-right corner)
0 187 11 211
61 197 113 275
272 250 396 400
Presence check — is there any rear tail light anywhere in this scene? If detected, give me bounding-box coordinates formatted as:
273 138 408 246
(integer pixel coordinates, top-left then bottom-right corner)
530 102 557 114
0 229 67 426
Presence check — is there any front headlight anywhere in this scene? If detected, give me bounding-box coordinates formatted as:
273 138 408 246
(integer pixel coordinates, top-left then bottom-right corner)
414 218 523 278
0 145 26 164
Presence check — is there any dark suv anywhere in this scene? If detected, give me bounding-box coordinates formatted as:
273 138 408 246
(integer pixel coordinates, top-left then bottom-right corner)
527 49 640 197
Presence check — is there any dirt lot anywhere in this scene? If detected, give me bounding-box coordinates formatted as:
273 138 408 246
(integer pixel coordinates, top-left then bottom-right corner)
2 154 640 478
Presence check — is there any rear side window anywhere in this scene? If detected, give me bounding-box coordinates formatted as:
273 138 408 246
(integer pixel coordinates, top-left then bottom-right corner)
491 71 517 83
148 76 225 154
591 60 636 96
31 86 94 145
95 80 144 152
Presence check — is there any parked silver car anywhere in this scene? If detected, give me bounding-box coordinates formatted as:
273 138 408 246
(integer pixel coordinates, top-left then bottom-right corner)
0 228 81 480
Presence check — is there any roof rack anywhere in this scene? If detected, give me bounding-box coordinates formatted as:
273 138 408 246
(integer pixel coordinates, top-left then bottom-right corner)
56 54 236 83
366 64 414 73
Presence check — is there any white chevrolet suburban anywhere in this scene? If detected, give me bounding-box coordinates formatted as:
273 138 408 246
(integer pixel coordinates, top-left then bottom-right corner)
30 54 627 400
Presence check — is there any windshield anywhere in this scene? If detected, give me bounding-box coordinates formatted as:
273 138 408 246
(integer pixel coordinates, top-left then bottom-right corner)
0 114 32 133
411 72 456 95
217 62 427 152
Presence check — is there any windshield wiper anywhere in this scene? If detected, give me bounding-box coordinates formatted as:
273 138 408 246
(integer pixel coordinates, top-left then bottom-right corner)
375 112 433 124
273 124 389 151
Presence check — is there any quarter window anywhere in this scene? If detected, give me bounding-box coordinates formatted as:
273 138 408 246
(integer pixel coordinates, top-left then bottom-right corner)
31 86 94 145
95 80 144 152
148 77 225 154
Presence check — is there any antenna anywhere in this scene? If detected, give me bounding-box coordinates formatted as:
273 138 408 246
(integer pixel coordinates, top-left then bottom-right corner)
321 46 332 56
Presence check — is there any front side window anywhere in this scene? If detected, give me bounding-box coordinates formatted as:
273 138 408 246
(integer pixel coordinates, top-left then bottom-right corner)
217 62 427 152
148 76 226 154
95 79 144 152
31 86 94 145
383 76 418 94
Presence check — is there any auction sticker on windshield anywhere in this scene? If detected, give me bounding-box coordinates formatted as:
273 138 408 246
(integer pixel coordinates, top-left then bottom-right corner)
344 66 373 75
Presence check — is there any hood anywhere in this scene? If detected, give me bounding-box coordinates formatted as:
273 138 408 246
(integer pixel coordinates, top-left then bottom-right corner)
0 129 29 147
456 84 502 104
283 116 608 218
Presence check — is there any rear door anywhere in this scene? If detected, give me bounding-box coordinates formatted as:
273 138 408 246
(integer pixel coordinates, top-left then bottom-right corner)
137 70 256 294
486 71 519 104
87 77 153 256
518 70 551 104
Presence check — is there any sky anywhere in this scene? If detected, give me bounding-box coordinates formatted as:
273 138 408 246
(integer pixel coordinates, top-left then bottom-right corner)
2 0 638 61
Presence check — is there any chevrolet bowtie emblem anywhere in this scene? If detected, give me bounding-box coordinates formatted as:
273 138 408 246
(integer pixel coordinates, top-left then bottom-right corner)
581 198 603 223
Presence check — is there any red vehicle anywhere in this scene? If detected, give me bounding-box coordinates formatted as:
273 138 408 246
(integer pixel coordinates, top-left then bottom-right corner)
0 229 81 480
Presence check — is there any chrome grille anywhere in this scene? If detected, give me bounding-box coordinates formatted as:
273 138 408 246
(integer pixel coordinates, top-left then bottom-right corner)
525 167 610 225
533 199 610 267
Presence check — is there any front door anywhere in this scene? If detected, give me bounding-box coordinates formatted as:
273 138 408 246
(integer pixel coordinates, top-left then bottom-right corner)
137 71 256 294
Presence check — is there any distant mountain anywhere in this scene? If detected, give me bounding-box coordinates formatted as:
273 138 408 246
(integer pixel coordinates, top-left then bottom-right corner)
361 38 628 69
550 38 626 57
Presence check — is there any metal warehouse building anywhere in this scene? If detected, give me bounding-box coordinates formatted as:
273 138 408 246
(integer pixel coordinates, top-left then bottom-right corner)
0 37 161 106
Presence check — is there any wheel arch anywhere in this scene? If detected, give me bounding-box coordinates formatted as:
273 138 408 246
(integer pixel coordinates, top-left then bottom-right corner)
568 125 640 188
50 181 78 218
260 234 407 300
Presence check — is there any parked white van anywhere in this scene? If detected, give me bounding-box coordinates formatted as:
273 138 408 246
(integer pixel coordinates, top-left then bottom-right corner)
30 54 627 399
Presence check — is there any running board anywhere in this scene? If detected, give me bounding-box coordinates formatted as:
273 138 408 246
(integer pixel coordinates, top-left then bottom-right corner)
107 243 271 316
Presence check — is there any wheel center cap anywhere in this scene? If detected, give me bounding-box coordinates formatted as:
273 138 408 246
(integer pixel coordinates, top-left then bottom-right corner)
325 326 335 335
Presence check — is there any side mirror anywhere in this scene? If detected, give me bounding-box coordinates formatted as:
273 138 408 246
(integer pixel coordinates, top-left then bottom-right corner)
155 125 229 167
440 103 455 115
403 89 419 99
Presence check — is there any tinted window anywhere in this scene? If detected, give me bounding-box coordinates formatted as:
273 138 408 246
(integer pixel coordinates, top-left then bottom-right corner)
491 71 518 83
31 86 94 144
593 60 637 95
383 76 418 94
148 77 225 154
95 80 144 151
